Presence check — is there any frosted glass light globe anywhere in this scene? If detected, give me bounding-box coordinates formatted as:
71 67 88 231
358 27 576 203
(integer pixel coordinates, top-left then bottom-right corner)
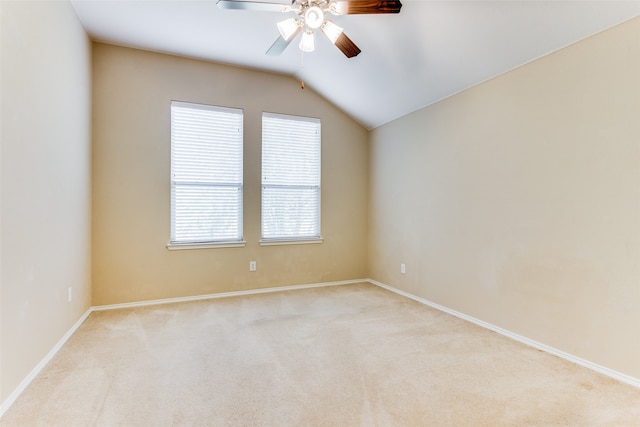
304 6 324 29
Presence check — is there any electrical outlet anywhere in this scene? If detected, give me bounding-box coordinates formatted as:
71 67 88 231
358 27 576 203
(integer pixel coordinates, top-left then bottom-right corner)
401 263 406 274
67 287 73 302
249 261 257 272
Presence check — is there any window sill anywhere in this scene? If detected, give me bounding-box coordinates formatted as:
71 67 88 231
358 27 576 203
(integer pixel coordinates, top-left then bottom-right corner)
259 237 324 247
167 241 246 251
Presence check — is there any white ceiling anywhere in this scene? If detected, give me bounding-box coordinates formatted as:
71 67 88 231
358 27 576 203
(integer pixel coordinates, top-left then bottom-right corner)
70 0 640 129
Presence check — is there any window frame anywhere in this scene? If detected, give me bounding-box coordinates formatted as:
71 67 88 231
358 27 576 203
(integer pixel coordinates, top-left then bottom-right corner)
260 112 323 246
167 101 245 250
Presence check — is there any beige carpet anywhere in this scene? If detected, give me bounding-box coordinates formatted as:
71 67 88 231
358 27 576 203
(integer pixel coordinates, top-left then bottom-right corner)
2 283 640 426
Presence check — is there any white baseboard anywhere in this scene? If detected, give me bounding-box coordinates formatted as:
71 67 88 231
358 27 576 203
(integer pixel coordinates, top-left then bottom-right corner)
367 278 640 390
92 279 365 312
0 279 365 418
3 277 637 419
0 308 93 418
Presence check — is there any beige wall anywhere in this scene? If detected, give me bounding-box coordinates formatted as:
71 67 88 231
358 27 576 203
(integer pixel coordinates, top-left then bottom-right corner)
0 0 92 403
91 43 369 305
369 17 640 379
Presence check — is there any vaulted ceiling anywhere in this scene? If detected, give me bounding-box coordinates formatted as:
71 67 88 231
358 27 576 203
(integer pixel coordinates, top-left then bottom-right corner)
70 0 640 129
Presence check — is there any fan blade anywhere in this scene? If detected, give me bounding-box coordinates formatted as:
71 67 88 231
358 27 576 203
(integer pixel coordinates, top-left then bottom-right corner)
217 0 294 12
266 34 297 56
333 32 361 58
330 0 402 15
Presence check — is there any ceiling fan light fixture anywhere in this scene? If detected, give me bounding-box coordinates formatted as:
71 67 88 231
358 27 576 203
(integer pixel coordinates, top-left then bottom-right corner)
320 20 343 44
304 5 324 29
299 29 315 52
277 18 302 41
221 0 404 59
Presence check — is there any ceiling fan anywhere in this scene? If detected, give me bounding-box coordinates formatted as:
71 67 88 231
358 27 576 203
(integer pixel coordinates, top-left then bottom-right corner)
217 0 402 58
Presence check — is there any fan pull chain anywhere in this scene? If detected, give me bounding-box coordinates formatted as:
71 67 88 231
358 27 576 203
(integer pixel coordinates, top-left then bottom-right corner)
300 50 305 89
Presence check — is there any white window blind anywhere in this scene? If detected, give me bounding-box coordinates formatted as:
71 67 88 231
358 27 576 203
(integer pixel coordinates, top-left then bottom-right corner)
171 101 243 244
262 112 321 241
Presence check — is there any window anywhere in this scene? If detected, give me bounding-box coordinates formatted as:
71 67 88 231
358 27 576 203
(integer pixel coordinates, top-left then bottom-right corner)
261 112 321 244
170 101 244 248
